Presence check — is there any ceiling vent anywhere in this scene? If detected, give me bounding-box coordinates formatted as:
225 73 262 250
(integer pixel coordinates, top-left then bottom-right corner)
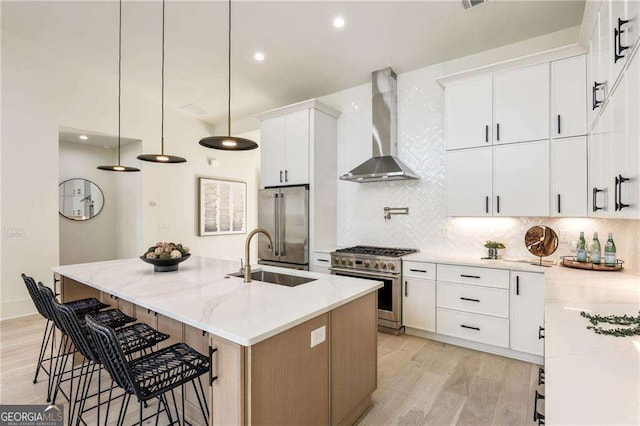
181 103 209 116
461 0 490 10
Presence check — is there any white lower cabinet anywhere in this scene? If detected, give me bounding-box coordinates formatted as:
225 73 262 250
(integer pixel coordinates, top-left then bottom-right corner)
310 250 331 273
402 277 436 332
436 308 509 348
510 272 545 356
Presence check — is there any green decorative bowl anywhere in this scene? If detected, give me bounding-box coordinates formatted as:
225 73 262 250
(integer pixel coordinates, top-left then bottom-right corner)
140 254 191 272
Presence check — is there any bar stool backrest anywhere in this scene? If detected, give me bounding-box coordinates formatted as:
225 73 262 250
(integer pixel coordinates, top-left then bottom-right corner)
37 284 64 330
51 302 100 363
85 315 136 395
22 274 51 320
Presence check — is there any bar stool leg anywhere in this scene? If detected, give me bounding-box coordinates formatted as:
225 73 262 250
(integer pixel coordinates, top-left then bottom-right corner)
33 320 52 384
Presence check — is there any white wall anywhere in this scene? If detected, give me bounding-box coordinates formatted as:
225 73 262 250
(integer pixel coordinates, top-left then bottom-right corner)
1 30 260 319
58 141 118 265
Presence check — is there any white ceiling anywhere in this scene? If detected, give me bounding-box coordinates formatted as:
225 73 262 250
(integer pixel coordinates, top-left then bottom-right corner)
59 127 140 148
3 1 585 126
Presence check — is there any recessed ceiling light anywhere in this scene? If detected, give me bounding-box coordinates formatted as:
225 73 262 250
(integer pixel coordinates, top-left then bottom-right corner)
103 145 111 149
79 135 88 140
333 16 345 29
254 51 265 62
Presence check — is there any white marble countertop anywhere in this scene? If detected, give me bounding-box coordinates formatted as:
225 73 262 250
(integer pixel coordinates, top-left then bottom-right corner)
52 256 382 346
404 251 640 425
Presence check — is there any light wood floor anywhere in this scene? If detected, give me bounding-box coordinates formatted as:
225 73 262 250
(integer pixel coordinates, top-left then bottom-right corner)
1 315 540 425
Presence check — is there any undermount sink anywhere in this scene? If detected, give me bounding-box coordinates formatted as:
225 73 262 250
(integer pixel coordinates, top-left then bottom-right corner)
227 270 316 287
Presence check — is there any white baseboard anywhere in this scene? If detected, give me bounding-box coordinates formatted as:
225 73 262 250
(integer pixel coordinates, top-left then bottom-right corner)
0 298 37 321
405 327 544 365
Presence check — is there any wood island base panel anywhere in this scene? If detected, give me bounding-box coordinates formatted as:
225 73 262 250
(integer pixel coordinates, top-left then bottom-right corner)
53 256 381 425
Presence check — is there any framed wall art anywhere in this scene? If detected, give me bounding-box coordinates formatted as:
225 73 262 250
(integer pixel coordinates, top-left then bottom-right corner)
198 177 247 236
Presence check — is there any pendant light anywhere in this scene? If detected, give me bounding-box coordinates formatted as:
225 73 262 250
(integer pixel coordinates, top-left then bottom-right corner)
137 0 187 163
199 0 259 151
98 0 140 172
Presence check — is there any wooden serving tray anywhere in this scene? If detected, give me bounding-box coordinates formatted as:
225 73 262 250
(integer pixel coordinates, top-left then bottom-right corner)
560 256 624 271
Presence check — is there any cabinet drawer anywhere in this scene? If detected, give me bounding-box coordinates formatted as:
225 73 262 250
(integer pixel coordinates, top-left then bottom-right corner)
437 264 509 289
437 282 509 318
437 308 509 348
311 251 331 267
403 261 436 279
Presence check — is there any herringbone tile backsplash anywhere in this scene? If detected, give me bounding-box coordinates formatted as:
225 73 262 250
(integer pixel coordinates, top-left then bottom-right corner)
320 64 640 271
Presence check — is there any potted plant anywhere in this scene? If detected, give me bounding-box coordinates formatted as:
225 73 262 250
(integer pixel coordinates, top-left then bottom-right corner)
484 241 505 259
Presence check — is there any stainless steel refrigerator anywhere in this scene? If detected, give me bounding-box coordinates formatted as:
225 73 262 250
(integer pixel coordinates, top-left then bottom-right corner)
258 185 309 270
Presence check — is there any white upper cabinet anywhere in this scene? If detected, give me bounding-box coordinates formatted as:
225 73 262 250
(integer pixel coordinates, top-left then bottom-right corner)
552 56 587 138
589 104 613 217
445 77 493 150
446 147 492 216
612 0 640 86
551 137 588 217
493 64 550 145
510 272 545 357
494 140 550 217
596 0 613 102
259 109 310 187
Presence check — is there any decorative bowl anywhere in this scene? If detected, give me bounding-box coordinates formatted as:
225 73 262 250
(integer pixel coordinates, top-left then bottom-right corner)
140 254 191 272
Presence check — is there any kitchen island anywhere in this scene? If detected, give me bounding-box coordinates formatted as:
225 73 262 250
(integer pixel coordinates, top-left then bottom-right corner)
53 256 382 425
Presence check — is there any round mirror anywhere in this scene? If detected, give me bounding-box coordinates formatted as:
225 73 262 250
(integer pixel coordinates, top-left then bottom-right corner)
524 225 558 258
58 178 104 221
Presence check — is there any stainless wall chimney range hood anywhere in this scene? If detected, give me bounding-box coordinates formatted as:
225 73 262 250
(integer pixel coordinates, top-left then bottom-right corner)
340 67 419 183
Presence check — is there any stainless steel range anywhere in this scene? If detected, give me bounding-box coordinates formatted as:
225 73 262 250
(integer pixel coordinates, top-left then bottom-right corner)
330 246 419 334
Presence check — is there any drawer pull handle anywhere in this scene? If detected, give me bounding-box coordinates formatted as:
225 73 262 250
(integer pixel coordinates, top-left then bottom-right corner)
460 274 481 279
460 297 480 302
409 269 427 273
538 326 545 340
460 324 480 331
317 259 329 263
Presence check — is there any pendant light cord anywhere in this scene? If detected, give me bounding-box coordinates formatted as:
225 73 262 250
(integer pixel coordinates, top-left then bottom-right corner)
227 0 232 137
117 0 122 165
161 0 165 154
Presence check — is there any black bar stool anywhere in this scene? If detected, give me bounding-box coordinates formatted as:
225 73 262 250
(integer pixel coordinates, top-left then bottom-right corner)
21 274 109 386
86 315 210 426
37 283 136 405
49 296 169 425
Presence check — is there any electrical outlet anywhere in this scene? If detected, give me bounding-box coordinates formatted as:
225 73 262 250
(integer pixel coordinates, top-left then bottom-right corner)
559 230 569 243
310 326 326 348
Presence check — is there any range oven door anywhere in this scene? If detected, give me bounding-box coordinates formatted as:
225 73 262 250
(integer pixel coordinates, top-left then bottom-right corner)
330 267 401 324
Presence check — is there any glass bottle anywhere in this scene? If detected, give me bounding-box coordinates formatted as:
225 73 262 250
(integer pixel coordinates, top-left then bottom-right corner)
604 233 617 267
590 232 601 264
576 231 587 262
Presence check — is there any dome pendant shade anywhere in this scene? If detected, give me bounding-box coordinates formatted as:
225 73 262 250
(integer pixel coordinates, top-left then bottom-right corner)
137 0 187 164
97 0 140 173
199 136 258 151
199 0 258 151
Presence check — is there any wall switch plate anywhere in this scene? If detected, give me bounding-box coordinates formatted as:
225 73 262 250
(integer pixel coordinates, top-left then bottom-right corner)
310 326 326 348
6 227 24 237
158 223 170 230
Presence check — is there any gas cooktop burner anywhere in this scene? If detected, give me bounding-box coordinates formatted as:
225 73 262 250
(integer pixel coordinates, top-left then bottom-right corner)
334 246 419 258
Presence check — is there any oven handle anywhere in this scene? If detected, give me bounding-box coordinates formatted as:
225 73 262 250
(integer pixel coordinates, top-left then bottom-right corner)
329 267 399 279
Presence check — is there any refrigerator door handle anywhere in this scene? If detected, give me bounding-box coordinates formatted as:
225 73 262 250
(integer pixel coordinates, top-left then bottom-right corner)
273 193 279 256
279 193 285 256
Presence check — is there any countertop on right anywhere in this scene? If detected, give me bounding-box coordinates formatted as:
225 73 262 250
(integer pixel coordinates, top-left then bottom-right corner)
543 265 640 426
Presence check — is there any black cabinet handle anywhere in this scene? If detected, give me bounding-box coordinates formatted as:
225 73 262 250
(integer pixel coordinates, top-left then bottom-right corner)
618 174 630 210
496 195 500 213
534 390 545 423
592 187 604 212
485 125 489 143
557 114 561 134
460 274 481 279
615 176 619 211
485 196 489 214
409 269 427 273
279 170 283 183
557 194 561 214
460 297 480 302
209 346 218 385
405 281 408 297
615 18 630 63
285 170 288 182
460 324 480 331
516 275 520 296
496 123 500 141
538 326 545 340
317 259 329 263
538 367 545 386
592 82 604 110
